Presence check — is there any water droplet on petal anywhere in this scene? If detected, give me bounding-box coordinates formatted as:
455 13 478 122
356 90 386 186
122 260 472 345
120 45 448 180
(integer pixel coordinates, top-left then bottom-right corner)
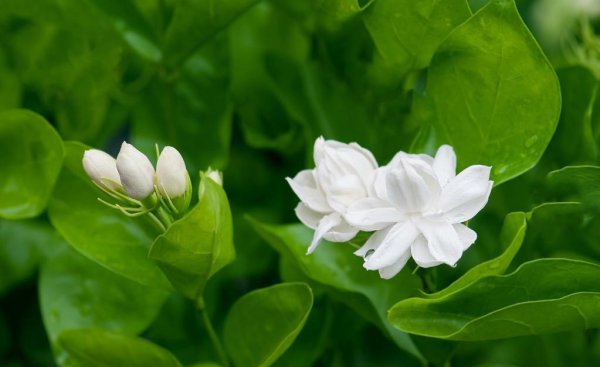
365 249 375 260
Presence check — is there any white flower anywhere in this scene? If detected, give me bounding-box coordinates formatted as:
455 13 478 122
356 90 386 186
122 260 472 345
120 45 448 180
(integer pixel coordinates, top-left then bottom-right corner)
286 137 378 254
116 142 155 200
156 146 189 198
346 145 493 279
82 149 122 191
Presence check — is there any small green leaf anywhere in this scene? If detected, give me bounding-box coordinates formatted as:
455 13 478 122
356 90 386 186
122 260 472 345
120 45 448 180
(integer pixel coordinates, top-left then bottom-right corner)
410 0 560 184
40 245 168 343
249 219 423 361
47 142 171 289
223 283 313 367
389 259 600 340
0 109 64 219
58 329 182 367
162 0 262 66
149 176 235 300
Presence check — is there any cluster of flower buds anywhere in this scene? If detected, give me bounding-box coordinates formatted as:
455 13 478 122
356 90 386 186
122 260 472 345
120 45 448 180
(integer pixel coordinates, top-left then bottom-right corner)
287 137 493 279
82 142 196 232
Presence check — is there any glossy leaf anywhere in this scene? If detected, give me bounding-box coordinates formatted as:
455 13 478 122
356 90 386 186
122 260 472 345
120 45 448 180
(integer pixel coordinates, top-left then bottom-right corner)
58 329 182 367
47 142 171 289
410 0 560 184
162 0 262 66
223 283 313 367
364 0 471 77
149 175 235 300
40 245 168 343
389 259 600 340
547 166 600 210
0 109 64 219
249 219 424 361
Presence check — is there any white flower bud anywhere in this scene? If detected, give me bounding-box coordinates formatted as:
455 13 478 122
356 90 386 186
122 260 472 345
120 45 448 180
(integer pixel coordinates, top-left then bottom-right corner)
82 149 122 191
116 142 155 200
156 146 189 198
205 168 223 186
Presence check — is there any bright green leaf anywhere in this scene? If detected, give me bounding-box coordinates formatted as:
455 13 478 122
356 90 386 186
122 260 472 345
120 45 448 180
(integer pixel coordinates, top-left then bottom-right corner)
58 329 182 367
389 259 600 340
47 142 171 289
410 0 560 184
249 219 424 362
223 283 313 367
547 166 600 210
0 109 64 219
149 175 235 301
40 245 168 343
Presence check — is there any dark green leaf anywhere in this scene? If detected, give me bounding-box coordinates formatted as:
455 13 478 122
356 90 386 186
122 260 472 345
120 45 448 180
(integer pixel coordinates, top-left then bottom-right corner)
224 283 313 367
47 142 171 288
389 259 600 340
0 109 64 219
547 166 600 210
411 0 560 184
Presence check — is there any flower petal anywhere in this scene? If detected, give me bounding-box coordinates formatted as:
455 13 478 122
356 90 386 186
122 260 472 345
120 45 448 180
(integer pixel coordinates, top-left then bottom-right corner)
322 221 359 243
294 203 323 229
307 212 342 254
439 165 493 223
416 220 462 266
411 235 443 268
344 198 404 231
386 156 440 212
286 169 331 213
354 226 392 258
378 251 411 279
364 221 419 270
454 223 477 251
433 145 456 187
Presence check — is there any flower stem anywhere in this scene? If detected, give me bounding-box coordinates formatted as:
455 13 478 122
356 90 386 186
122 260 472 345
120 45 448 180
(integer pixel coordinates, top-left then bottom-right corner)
197 298 230 367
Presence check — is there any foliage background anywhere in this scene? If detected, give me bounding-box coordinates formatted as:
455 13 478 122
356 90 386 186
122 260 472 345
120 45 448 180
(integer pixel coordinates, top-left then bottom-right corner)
1 0 600 366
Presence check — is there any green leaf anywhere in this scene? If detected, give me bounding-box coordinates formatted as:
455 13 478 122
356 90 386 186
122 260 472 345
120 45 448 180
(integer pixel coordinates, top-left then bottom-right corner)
40 245 168 343
149 175 235 300
0 219 58 296
0 109 64 219
249 219 424 361
547 166 600 210
58 329 182 367
162 0 262 66
47 142 171 289
364 0 471 77
426 211 527 299
223 283 313 367
410 0 560 184
389 259 600 340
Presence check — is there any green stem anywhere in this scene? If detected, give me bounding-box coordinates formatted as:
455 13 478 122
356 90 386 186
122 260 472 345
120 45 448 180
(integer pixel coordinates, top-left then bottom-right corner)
197 299 230 367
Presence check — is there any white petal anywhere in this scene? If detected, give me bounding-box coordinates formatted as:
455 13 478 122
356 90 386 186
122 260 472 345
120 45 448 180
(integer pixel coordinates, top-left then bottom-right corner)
322 221 359 243
433 145 456 187
354 226 392 257
321 173 366 212
454 223 477 251
344 197 404 231
416 220 462 266
439 165 493 223
116 142 155 200
156 146 188 198
378 250 411 279
386 156 440 212
294 203 323 229
364 221 419 270
82 149 122 191
411 235 443 268
307 213 342 254
286 170 331 213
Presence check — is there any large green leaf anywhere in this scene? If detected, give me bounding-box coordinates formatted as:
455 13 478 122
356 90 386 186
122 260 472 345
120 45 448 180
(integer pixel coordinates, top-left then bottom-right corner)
389 259 600 340
162 0 262 66
223 283 313 367
58 329 182 367
47 142 170 289
149 175 235 301
0 110 64 219
249 220 423 361
40 245 168 344
547 166 600 210
411 0 560 184
364 0 471 77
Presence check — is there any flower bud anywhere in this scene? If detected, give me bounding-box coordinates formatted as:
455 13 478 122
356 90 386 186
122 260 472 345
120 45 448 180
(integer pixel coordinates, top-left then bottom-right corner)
205 168 223 186
156 146 189 198
82 149 122 191
116 142 155 200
